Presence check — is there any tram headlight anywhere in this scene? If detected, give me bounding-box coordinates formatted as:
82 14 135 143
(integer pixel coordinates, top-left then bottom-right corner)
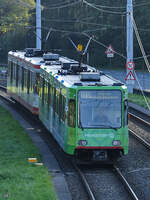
112 140 121 146
78 140 88 146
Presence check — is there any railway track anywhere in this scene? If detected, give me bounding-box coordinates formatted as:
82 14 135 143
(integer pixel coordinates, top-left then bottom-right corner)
0 88 15 104
72 161 139 200
129 111 150 150
129 111 150 127
0 84 6 92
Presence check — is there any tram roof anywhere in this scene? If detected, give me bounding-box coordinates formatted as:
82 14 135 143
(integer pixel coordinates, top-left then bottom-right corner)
8 51 43 68
41 57 125 88
8 50 126 88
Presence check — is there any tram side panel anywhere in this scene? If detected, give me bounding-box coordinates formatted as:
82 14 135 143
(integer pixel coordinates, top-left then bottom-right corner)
39 71 69 150
18 65 40 115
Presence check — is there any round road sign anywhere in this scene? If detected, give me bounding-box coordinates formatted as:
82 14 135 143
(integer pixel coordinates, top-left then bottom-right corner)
126 61 135 70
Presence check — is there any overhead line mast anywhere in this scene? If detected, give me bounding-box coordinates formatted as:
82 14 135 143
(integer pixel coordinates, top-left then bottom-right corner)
126 0 134 93
36 0 42 50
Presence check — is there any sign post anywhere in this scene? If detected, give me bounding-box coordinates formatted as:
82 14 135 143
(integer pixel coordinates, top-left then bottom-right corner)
126 0 134 93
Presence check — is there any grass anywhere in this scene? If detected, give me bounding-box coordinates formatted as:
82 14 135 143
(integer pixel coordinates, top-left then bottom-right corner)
0 106 58 200
128 93 150 110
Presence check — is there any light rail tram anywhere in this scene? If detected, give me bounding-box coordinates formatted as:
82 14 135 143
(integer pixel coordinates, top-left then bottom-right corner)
7 48 128 162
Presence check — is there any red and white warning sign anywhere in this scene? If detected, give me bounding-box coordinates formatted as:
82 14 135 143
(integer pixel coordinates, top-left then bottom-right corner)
125 70 136 80
126 61 135 70
125 61 136 80
105 45 114 58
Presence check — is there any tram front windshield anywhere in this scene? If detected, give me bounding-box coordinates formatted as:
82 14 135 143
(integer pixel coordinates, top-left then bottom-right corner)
78 90 122 129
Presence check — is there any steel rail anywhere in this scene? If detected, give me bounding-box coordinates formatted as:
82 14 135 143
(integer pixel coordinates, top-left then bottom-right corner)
0 90 15 104
0 85 6 92
129 112 150 126
72 162 96 200
113 165 139 200
129 129 150 150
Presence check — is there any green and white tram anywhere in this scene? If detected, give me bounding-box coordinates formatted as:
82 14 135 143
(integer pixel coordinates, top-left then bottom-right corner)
39 54 128 162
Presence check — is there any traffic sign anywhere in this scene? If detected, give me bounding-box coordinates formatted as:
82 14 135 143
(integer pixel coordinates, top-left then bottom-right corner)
125 70 136 80
77 44 83 52
105 45 114 58
126 61 135 70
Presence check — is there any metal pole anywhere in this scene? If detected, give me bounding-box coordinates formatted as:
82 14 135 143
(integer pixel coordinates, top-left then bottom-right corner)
36 0 41 49
126 0 134 93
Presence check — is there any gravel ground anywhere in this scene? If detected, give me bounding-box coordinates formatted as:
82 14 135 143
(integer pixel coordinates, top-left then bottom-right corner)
84 167 132 200
117 135 150 200
129 120 150 143
65 173 89 200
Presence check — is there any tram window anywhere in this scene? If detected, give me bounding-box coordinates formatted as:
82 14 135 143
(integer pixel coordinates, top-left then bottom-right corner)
62 96 66 121
30 72 33 93
33 74 40 95
8 61 11 77
42 78 45 104
22 68 24 91
59 91 62 119
68 99 76 127
47 83 51 107
124 100 128 126
16 64 19 87
39 75 42 98
53 88 56 112
24 69 28 92
56 89 60 114
10 62 13 83
27 70 30 94
13 63 16 80
45 81 48 103
37 74 40 95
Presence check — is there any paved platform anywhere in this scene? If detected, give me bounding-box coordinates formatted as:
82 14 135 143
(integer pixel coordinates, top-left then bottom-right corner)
0 100 72 200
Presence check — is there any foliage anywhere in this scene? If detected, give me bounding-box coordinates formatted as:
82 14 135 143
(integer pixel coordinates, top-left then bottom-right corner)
0 0 35 62
128 93 150 109
0 0 35 34
0 0 150 71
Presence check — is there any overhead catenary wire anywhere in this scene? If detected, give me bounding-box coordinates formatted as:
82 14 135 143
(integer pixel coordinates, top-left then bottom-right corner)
45 0 78 7
133 2 150 7
43 0 82 10
83 33 126 59
131 13 150 73
25 24 126 60
19 1 150 63
82 0 126 15
41 17 124 29
134 55 150 60
95 1 150 9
